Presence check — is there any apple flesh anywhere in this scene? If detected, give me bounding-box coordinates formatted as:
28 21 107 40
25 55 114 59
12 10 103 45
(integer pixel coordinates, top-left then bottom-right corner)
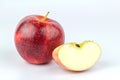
52 40 101 71
14 12 65 64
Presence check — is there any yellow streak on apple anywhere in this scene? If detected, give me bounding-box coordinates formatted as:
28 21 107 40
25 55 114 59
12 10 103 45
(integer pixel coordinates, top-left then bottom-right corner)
58 41 101 71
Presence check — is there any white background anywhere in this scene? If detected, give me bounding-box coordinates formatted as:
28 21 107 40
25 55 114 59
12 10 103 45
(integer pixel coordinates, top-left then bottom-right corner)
0 0 120 80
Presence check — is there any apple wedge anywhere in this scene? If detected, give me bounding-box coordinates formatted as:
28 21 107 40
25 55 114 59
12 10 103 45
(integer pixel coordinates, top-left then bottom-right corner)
52 40 101 71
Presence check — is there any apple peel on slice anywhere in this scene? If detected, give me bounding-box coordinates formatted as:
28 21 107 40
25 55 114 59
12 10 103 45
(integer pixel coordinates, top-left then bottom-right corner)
52 40 101 71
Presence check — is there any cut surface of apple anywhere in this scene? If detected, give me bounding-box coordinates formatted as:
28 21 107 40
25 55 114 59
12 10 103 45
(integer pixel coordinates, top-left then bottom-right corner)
52 40 101 71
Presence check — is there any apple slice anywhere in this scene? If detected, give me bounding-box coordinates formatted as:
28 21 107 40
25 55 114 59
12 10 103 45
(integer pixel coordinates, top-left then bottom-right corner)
52 40 101 71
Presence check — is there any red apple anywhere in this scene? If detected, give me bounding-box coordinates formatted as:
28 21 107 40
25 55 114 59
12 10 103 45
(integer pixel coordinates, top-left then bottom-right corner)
14 12 65 64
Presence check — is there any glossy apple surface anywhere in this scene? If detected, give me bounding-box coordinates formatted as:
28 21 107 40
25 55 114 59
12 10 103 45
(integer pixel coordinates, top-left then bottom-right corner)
52 40 101 71
15 13 65 64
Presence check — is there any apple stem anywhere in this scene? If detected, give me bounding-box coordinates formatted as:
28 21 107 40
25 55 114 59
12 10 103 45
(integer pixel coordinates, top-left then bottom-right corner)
75 44 80 48
43 12 50 22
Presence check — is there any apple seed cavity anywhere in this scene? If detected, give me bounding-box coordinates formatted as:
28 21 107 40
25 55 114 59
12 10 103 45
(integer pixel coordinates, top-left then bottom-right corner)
75 44 80 48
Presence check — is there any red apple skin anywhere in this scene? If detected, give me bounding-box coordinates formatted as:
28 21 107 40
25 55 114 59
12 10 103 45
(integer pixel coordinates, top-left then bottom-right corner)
14 15 65 64
52 46 67 69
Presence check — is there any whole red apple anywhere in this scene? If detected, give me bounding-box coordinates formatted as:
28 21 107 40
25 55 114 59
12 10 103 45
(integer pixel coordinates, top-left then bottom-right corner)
14 12 65 64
